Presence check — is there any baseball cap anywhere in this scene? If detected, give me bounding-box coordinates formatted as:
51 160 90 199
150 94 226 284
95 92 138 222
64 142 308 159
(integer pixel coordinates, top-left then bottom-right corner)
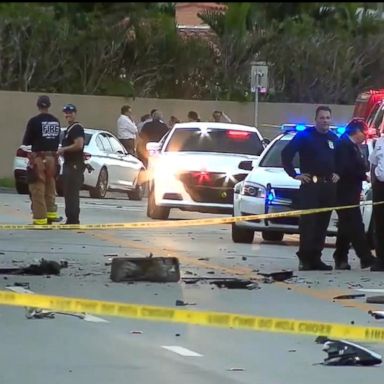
62 103 77 113
37 95 51 108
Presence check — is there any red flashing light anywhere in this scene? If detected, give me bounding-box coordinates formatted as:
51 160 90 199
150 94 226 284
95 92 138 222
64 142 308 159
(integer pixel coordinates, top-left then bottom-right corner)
366 128 378 138
226 130 251 140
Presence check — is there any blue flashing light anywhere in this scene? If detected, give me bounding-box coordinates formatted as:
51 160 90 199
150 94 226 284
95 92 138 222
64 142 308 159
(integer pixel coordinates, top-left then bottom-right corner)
267 192 274 202
296 124 306 132
336 126 346 135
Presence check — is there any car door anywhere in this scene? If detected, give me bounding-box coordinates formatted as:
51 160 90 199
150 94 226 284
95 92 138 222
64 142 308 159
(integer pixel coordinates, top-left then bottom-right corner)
105 133 139 189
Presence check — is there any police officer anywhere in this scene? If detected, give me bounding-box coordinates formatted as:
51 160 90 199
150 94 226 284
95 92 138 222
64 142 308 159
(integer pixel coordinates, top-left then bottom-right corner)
281 106 339 270
57 104 85 225
333 119 376 270
22 95 61 225
369 128 384 271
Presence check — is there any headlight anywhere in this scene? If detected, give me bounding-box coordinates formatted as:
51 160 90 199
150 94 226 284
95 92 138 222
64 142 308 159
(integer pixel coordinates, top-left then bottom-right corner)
241 182 266 198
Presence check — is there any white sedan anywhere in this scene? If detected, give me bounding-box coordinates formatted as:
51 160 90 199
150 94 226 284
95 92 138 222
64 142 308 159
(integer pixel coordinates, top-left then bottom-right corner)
13 128 146 200
146 122 268 219
232 124 375 244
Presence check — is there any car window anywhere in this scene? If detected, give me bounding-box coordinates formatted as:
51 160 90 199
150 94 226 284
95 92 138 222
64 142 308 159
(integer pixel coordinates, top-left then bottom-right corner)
366 103 381 126
60 130 91 145
98 133 113 152
260 138 299 168
106 134 126 154
164 127 264 156
373 106 384 130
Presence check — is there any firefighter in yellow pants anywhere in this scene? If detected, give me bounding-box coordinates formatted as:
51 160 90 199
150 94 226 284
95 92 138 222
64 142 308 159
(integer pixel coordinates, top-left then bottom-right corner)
22 95 61 225
28 152 60 225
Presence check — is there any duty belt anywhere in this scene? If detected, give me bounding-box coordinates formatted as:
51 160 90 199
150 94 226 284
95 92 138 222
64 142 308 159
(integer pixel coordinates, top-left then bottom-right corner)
311 175 333 183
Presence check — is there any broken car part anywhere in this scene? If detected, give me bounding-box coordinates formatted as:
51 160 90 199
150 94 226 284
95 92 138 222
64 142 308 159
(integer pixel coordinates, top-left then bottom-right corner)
333 294 366 300
317 337 382 366
110 257 180 282
368 310 384 320
257 271 294 282
0 259 62 275
366 295 384 304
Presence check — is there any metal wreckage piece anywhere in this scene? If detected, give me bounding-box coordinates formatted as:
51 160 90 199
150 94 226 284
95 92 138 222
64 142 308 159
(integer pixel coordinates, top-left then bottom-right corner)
316 336 382 366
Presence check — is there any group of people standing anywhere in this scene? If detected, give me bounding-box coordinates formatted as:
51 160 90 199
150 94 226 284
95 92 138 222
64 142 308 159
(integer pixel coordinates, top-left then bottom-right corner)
282 106 384 271
116 107 232 167
22 96 85 226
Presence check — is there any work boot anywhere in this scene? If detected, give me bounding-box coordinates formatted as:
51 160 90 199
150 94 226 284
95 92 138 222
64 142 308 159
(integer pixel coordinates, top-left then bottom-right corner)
360 254 376 269
335 261 351 270
370 259 384 272
299 260 333 271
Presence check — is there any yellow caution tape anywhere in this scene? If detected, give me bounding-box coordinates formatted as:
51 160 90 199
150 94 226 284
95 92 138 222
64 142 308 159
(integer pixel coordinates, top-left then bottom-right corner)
0 290 383 342
0 201 382 231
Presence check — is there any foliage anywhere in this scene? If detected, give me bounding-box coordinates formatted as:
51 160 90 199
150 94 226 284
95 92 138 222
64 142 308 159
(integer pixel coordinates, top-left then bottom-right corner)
0 2 383 103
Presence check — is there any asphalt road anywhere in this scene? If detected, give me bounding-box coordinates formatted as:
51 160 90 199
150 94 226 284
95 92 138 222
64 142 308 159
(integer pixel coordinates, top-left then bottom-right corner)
1 191 384 383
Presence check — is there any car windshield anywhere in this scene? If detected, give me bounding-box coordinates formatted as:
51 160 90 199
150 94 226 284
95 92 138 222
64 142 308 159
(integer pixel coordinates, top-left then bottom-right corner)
164 127 264 156
260 137 299 168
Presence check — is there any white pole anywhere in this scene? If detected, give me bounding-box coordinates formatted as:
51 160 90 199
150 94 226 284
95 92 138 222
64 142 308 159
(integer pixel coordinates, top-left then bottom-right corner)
254 72 259 128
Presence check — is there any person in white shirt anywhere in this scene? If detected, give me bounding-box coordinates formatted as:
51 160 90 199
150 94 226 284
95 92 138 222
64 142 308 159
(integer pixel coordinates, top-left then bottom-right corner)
117 105 138 155
369 135 384 271
212 110 232 123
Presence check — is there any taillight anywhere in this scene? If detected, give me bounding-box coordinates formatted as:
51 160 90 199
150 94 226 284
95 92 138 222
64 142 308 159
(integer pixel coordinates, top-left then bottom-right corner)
16 148 28 158
191 171 211 185
83 152 91 161
226 130 251 140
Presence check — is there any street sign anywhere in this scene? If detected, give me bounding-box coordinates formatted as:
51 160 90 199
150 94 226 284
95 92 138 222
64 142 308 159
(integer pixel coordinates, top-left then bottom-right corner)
251 62 268 93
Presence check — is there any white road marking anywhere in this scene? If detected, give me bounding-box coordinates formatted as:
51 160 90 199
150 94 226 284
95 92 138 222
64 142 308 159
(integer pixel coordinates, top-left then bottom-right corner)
355 289 384 293
161 346 203 357
5 286 34 294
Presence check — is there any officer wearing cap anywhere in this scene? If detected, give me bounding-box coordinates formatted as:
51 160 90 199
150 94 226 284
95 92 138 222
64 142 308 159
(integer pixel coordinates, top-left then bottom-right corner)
22 95 61 225
281 106 339 271
333 119 376 270
57 104 85 225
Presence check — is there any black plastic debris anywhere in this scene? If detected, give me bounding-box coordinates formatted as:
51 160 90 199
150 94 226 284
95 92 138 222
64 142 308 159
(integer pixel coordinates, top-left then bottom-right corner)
14 282 30 289
316 337 382 366
25 308 55 319
333 294 365 300
210 279 258 290
110 257 180 282
258 271 294 282
0 259 62 275
175 300 196 306
366 295 384 304
368 310 384 320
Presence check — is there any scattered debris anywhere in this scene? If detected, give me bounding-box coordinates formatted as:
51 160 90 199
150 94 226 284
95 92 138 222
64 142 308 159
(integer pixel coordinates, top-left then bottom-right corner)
0 259 62 275
316 337 382 366
13 282 30 289
175 300 196 306
207 271 215 275
333 294 365 300
130 330 143 334
257 271 294 282
104 253 118 258
227 368 245 371
288 349 296 353
197 257 209 261
368 310 384 320
25 308 55 319
241 256 247 261
110 257 180 282
210 279 259 290
366 295 384 304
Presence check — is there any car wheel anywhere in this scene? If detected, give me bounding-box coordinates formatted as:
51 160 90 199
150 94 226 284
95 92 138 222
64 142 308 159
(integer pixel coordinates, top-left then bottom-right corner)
231 223 254 243
128 184 143 201
15 181 29 195
262 231 284 242
89 167 108 199
147 186 170 219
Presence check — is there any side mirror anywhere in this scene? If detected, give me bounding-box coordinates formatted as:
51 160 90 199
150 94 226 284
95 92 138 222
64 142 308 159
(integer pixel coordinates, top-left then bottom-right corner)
146 142 161 155
238 160 253 171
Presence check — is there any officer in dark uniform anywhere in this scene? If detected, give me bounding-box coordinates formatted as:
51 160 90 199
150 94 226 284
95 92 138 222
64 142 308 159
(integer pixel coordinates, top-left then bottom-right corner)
57 104 85 225
22 95 61 225
281 106 339 271
333 119 376 270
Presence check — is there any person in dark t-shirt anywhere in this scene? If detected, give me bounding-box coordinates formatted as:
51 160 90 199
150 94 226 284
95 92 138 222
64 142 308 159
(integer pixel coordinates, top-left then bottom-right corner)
22 95 61 225
57 103 85 225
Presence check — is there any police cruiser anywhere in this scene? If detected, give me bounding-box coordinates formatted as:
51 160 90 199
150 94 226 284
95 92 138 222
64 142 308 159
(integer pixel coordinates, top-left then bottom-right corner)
232 123 375 243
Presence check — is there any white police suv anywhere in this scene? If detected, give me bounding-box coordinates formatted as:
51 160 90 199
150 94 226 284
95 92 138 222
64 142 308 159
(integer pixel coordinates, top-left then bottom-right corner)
232 123 375 243
146 122 267 219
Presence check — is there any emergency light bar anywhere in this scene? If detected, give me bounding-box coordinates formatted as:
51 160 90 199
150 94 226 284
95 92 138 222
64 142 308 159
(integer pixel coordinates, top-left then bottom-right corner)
281 124 346 135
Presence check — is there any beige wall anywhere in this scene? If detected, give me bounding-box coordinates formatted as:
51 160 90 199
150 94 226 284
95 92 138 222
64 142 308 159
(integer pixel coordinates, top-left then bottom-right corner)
1 90 354 178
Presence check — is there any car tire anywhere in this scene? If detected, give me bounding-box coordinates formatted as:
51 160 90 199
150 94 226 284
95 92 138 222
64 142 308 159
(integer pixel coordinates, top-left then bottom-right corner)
89 167 108 199
128 184 143 201
147 187 170 219
262 231 284 242
15 181 29 195
231 223 254 243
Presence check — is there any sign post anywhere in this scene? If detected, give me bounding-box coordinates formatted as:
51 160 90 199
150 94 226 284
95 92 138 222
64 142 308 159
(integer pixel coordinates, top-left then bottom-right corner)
251 62 268 128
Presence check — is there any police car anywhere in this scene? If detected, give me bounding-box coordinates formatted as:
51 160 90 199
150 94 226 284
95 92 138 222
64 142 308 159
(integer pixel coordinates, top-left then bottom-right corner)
232 123 375 243
146 122 267 219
